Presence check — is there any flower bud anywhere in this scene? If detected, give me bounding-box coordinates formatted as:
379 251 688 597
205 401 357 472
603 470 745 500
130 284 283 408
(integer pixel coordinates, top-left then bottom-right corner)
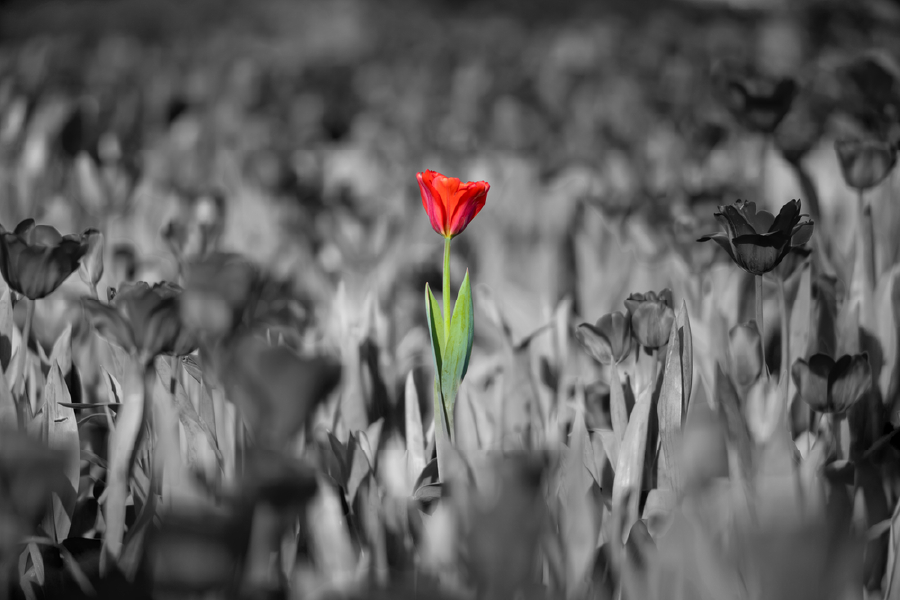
834 138 897 191
576 311 632 365
729 322 763 387
624 289 675 350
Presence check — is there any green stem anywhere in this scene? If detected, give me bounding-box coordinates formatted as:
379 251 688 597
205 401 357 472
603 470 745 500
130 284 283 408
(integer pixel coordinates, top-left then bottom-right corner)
776 277 790 414
858 190 876 290
758 135 769 197
756 275 766 374
443 237 452 337
16 298 34 399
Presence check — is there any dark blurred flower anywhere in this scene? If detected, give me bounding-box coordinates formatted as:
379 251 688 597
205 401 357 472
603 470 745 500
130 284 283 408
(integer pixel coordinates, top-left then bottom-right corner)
146 506 251 594
241 449 318 509
698 199 813 276
222 332 341 447
0 219 92 299
0 429 67 559
791 353 872 414
624 289 675 349
774 94 828 163
715 65 797 133
83 281 196 363
834 53 900 133
834 138 897 191
180 253 260 339
78 229 104 288
417 170 489 239
729 322 763 386
576 311 633 365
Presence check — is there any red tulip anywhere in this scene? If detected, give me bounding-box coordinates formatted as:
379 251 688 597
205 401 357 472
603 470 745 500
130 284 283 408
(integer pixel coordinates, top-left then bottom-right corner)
417 170 489 239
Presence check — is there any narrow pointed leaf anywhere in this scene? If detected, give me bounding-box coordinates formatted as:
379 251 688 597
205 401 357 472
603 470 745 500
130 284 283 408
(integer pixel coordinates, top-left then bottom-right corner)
658 301 692 493
0 362 15 429
48 324 72 375
405 371 426 488
45 364 79 543
610 364 629 445
428 285 445 355
439 270 475 437
611 383 654 540
425 283 443 389
103 362 148 565
0 285 12 372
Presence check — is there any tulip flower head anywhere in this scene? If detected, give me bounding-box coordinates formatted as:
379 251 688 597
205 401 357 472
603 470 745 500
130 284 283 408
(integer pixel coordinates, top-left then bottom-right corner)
417 170 489 239
576 311 633 365
791 353 872 415
180 253 260 339
697 199 813 276
713 63 797 134
834 138 897 191
0 219 93 299
83 281 196 364
624 289 675 350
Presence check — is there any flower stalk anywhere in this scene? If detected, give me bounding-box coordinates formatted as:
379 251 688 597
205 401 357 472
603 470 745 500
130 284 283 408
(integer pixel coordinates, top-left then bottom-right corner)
756 275 765 375
418 170 485 482
443 238 452 339
858 190 876 291
15 298 34 399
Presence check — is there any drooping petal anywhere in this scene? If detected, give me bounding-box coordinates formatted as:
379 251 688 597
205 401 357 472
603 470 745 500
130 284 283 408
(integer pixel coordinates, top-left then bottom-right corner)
697 232 738 263
790 220 814 246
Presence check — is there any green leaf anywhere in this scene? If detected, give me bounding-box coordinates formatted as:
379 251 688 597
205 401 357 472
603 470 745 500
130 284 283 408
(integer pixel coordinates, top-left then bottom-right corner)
44 364 78 544
0 284 12 372
657 301 692 494
425 283 452 451
439 270 474 439
48 324 72 375
424 283 443 386
404 371 426 487
611 381 654 542
427 285 444 355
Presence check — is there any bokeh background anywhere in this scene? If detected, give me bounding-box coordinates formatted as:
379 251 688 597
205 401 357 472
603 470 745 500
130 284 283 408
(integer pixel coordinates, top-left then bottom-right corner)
2 0 900 598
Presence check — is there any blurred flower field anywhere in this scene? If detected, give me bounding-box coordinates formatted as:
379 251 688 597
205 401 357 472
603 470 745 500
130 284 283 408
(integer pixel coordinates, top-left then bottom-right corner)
2 0 900 598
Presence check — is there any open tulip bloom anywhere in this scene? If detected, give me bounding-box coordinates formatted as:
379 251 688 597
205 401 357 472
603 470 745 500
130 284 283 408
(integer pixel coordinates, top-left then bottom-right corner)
83 281 197 365
418 170 488 480
417 170 489 240
697 199 813 276
0 219 93 300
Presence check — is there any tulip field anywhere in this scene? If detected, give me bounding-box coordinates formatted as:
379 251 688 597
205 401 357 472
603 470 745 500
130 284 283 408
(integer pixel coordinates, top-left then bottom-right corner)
2 0 900 598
